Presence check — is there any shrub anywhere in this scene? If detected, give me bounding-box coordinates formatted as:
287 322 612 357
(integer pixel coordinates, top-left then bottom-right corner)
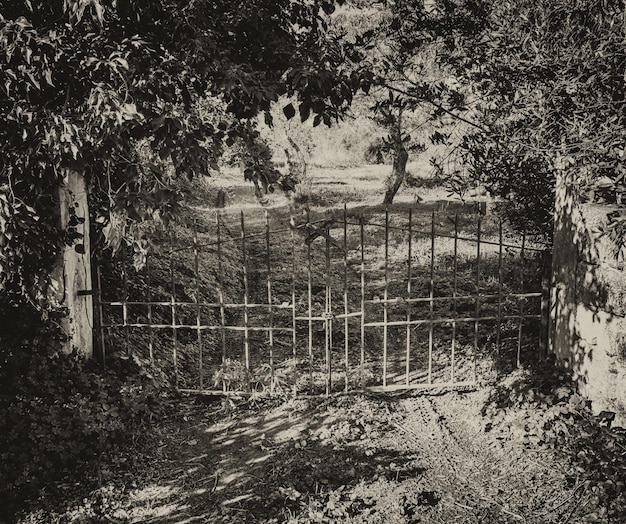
0 341 170 519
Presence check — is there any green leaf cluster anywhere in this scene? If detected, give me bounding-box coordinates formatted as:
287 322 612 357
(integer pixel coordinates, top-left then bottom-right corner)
0 348 171 519
438 0 626 241
483 367 626 522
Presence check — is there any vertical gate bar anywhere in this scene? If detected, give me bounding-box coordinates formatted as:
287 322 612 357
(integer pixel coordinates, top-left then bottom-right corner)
343 204 349 393
241 211 251 392
405 208 413 385
539 250 551 359
291 214 297 396
306 208 313 390
360 216 365 367
328 230 334 364
146 254 154 364
193 220 203 390
474 217 482 383
383 206 389 387
325 230 332 395
428 211 435 384
496 221 504 363
216 213 227 392
170 234 178 389
451 214 458 384
96 264 106 365
265 210 275 392
121 243 129 355
517 231 526 368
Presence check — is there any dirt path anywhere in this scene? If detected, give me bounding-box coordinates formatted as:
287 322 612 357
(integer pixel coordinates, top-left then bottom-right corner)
81 388 591 524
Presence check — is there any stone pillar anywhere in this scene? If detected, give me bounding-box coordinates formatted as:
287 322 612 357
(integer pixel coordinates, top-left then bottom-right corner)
550 162 626 425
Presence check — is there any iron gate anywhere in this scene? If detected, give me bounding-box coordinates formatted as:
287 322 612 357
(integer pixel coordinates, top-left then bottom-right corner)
95 204 548 396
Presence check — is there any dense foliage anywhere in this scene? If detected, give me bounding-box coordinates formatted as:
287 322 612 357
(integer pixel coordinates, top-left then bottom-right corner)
437 0 626 241
0 351 170 519
484 365 626 522
0 0 360 322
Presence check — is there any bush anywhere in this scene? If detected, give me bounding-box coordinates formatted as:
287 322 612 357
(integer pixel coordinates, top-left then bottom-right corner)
0 343 170 519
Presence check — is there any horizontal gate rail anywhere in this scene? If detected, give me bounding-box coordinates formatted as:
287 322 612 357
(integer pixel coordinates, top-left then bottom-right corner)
97 292 542 311
99 301 295 308
99 313 541 330
95 203 548 397
363 292 542 305
363 314 542 328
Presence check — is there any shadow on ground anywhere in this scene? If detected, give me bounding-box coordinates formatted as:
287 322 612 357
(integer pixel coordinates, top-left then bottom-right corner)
117 396 426 523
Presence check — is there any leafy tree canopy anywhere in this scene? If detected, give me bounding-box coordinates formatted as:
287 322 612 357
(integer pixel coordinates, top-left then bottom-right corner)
0 0 361 316
435 0 626 242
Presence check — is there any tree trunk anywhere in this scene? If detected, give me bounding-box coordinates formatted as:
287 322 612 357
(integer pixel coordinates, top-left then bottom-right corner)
48 171 93 358
286 135 307 180
383 141 409 205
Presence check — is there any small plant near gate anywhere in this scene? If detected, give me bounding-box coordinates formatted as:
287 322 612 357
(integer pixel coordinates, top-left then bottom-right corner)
212 358 295 396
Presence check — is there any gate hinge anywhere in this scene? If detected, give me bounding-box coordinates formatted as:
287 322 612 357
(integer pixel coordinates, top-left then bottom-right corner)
77 289 93 296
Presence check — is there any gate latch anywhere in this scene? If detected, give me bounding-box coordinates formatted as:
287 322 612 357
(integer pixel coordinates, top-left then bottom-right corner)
323 312 335 320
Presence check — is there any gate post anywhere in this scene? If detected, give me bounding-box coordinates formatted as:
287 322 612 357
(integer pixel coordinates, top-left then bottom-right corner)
48 170 93 358
549 157 626 424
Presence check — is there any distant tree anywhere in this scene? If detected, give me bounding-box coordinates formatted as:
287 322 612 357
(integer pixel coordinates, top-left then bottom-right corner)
329 0 473 204
371 91 427 205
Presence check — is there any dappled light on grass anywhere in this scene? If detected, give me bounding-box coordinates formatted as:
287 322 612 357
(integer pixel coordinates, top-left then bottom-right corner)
125 485 189 522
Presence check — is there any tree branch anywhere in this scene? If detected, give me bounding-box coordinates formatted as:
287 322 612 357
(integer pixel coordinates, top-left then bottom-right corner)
382 83 488 132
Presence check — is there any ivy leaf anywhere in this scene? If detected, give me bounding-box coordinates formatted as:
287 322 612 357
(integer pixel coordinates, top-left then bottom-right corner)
283 103 296 120
321 2 336 15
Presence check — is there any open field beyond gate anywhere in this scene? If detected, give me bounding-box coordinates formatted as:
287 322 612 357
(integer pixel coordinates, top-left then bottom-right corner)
96 192 547 396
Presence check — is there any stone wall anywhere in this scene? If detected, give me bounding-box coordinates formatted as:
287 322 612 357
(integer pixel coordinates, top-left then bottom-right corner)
552 171 626 425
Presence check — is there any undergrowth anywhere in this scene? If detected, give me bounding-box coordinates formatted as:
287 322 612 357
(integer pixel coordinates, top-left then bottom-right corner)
483 364 626 523
0 339 173 522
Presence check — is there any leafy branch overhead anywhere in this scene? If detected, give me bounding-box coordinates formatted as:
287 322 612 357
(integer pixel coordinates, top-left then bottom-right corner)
0 0 361 313
433 0 626 241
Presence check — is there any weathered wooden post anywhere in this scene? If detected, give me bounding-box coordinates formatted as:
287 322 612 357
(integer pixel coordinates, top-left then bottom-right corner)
48 170 93 358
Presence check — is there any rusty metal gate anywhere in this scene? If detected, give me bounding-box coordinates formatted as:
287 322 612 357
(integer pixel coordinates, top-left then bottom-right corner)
95 204 548 396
